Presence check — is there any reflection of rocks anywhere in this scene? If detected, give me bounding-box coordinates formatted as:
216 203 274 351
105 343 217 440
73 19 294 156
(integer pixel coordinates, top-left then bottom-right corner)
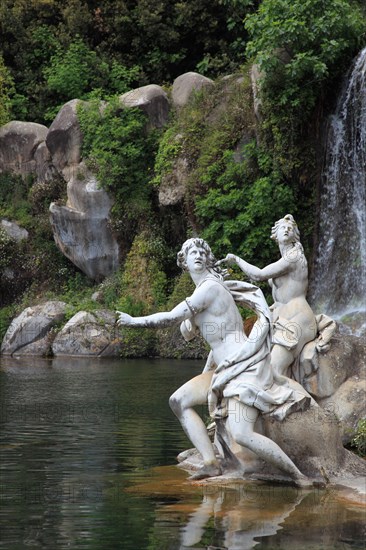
1 301 67 356
52 310 121 357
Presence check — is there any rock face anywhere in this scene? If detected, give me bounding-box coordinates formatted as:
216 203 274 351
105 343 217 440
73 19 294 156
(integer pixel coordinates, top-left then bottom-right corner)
119 84 170 128
295 326 366 443
178 401 366 485
1 301 67 356
0 121 49 178
49 162 119 281
46 99 83 173
171 72 214 109
0 219 28 241
52 310 121 356
158 156 189 206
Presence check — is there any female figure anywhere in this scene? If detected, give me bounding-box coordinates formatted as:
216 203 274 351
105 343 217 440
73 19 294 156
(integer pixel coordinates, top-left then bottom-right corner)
218 215 317 377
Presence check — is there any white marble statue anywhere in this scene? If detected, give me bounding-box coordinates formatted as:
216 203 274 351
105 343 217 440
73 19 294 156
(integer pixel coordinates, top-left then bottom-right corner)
217 215 319 378
117 237 312 485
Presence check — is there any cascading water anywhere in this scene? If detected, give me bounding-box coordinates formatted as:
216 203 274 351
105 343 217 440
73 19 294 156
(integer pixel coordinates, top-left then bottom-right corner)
310 47 366 322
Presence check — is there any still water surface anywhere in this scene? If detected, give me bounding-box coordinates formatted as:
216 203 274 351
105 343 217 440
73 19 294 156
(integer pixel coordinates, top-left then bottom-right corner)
0 357 364 549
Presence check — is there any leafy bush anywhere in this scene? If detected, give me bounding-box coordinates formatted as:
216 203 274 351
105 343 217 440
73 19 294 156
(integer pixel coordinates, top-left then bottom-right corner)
245 0 365 175
196 148 295 266
78 97 159 243
43 39 142 120
350 419 366 457
0 53 13 125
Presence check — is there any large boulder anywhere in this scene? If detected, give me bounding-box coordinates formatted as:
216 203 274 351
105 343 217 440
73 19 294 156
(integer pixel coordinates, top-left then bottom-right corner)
171 72 214 109
49 162 119 281
46 99 83 173
0 121 48 178
119 84 170 128
52 310 121 356
1 301 67 356
294 327 365 442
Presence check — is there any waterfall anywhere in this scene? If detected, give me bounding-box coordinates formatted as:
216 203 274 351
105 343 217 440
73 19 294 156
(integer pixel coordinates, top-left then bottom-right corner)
310 47 366 320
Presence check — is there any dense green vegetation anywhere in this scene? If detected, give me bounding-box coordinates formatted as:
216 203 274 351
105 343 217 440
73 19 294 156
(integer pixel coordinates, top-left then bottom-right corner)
0 0 365 355
0 0 257 124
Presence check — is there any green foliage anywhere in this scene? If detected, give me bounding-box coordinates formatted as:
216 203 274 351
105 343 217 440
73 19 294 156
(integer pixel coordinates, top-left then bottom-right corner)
245 0 365 175
116 232 168 315
0 0 256 124
0 227 18 273
152 127 183 187
78 97 158 238
28 174 66 215
0 305 15 342
154 75 255 212
119 326 158 358
196 146 295 265
43 39 141 120
350 419 366 457
0 54 14 125
116 231 168 359
44 39 107 101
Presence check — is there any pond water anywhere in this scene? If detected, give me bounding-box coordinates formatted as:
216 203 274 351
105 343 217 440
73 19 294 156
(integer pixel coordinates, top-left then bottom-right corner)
0 356 364 549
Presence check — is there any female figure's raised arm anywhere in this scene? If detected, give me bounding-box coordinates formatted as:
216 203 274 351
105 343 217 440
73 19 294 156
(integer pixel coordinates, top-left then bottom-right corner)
218 254 291 282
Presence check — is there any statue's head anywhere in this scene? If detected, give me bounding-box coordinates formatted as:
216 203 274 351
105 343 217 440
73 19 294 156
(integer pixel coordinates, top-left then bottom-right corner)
270 214 300 244
177 238 224 277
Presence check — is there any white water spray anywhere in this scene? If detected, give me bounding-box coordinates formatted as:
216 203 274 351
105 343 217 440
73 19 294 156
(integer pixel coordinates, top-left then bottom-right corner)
310 47 366 321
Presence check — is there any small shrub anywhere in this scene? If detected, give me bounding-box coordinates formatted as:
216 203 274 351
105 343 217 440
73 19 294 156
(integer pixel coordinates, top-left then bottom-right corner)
350 419 366 457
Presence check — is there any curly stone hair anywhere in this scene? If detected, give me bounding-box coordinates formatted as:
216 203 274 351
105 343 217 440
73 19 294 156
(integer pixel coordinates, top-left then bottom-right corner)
270 214 301 243
177 237 224 277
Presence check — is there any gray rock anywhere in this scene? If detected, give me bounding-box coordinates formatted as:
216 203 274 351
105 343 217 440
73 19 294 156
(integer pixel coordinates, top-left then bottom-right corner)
295 327 365 441
0 121 48 177
171 72 214 109
52 310 121 356
250 64 262 123
263 403 348 480
33 141 58 183
49 162 119 281
178 402 366 485
0 219 28 241
158 156 189 206
321 377 366 444
46 99 83 172
1 301 67 356
119 84 170 128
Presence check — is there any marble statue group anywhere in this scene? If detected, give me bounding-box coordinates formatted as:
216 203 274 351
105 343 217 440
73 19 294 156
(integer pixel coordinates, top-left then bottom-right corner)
117 215 336 487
